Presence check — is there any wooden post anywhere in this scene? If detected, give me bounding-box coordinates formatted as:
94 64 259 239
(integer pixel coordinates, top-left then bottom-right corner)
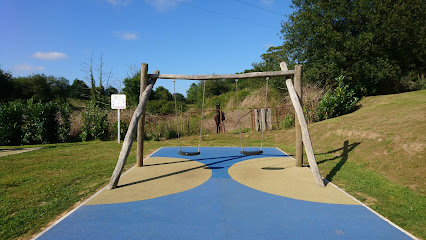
286 79 325 187
294 65 304 167
266 108 272 130
137 64 149 167
281 62 303 167
254 109 260 131
275 108 279 129
251 110 254 131
108 70 159 190
261 108 266 131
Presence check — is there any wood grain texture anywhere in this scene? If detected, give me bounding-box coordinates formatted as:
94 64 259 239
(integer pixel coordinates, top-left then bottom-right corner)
108 70 159 190
294 65 303 167
286 79 325 188
148 70 295 80
137 64 149 167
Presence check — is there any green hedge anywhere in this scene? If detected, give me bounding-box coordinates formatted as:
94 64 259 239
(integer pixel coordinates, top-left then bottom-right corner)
0 100 71 145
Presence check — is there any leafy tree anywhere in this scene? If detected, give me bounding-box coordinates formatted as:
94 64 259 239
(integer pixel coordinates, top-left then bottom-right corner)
70 79 90 100
155 86 172 101
12 74 52 102
204 80 230 98
186 82 201 104
47 76 69 102
105 86 118 96
123 73 140 105
123 73 156 106
0 68 13 102
173 93 186 103
279 0 425 95
11 74 70 102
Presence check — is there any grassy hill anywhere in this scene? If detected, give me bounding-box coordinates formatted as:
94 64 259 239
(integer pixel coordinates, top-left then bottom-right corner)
0 90 424 239
273 90 426 238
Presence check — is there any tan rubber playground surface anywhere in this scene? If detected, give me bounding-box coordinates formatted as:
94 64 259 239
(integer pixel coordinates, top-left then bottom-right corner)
88 156 358 205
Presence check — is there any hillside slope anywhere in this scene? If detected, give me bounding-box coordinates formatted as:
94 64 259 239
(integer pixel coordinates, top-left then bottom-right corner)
261 90 425 238
311 90 425 193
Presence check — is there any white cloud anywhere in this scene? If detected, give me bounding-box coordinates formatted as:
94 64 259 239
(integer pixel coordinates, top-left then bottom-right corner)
117 31 138 40
106 0 131 7
32 51 68 61
265 43 274 48
14 64 45 72
260 0 274 7
145 0 190 11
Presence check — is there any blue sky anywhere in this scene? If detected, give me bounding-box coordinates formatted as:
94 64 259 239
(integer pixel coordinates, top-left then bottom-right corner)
0 0 293 96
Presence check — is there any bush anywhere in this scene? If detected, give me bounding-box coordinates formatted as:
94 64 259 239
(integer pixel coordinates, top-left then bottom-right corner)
0 101 25 145
0 100 71 145
80 101 110 141
112 120 128 141
317 76 359 120
280 114 295 129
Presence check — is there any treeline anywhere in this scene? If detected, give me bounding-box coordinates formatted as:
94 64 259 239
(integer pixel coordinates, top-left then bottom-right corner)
0 68 118 104
252 0 425 96
123 73 187 115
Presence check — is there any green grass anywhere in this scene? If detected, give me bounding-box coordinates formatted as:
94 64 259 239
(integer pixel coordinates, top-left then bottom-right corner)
1 90 425 239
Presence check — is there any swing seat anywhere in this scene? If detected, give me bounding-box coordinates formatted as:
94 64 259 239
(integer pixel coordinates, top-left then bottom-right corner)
178 150 201 156
241 150 263 156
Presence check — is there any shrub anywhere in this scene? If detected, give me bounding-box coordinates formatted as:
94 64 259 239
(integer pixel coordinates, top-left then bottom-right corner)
80 101 110 141
112 120 128 141
0 100 71 145
317 76 359 120
0 101 24 145
280 114 295 129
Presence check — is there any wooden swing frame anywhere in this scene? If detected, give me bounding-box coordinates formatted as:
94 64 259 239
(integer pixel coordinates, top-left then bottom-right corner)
107 62 325 190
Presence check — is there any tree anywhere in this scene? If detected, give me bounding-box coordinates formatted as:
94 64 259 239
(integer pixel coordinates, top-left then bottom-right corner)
12 74 52 102
186 82 201 104
122 73 140 105
154 86 172 101
173 93 186 103
0 68 13 102
105 86 118 96
70 79 90 100
48 76 69 102
280 0 425 95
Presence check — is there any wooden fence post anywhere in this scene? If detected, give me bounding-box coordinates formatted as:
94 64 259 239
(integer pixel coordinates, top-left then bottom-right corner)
254 109 260 131
266 108 272 130
137 63 148 167
261 108 266 131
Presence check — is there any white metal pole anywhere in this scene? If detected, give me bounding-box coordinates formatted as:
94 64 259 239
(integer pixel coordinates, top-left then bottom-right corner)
118 109 120 143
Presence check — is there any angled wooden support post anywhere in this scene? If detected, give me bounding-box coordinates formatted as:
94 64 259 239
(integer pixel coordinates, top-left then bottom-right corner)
137 63 149 167
108 69 159 190
286 78 325 187
280 62 303 167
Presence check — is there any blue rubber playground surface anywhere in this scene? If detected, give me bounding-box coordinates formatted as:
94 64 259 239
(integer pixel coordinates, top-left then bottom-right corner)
35 147 415 239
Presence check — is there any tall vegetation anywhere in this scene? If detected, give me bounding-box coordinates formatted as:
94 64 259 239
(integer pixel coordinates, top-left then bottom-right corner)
123 73 187 115
0 100 71 145
277 0 425 95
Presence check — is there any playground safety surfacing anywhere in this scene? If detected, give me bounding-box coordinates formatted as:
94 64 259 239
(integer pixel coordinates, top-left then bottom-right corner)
35 147 415 240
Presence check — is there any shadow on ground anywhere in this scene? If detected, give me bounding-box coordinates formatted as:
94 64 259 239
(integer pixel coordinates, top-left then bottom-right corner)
316 140 361 181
